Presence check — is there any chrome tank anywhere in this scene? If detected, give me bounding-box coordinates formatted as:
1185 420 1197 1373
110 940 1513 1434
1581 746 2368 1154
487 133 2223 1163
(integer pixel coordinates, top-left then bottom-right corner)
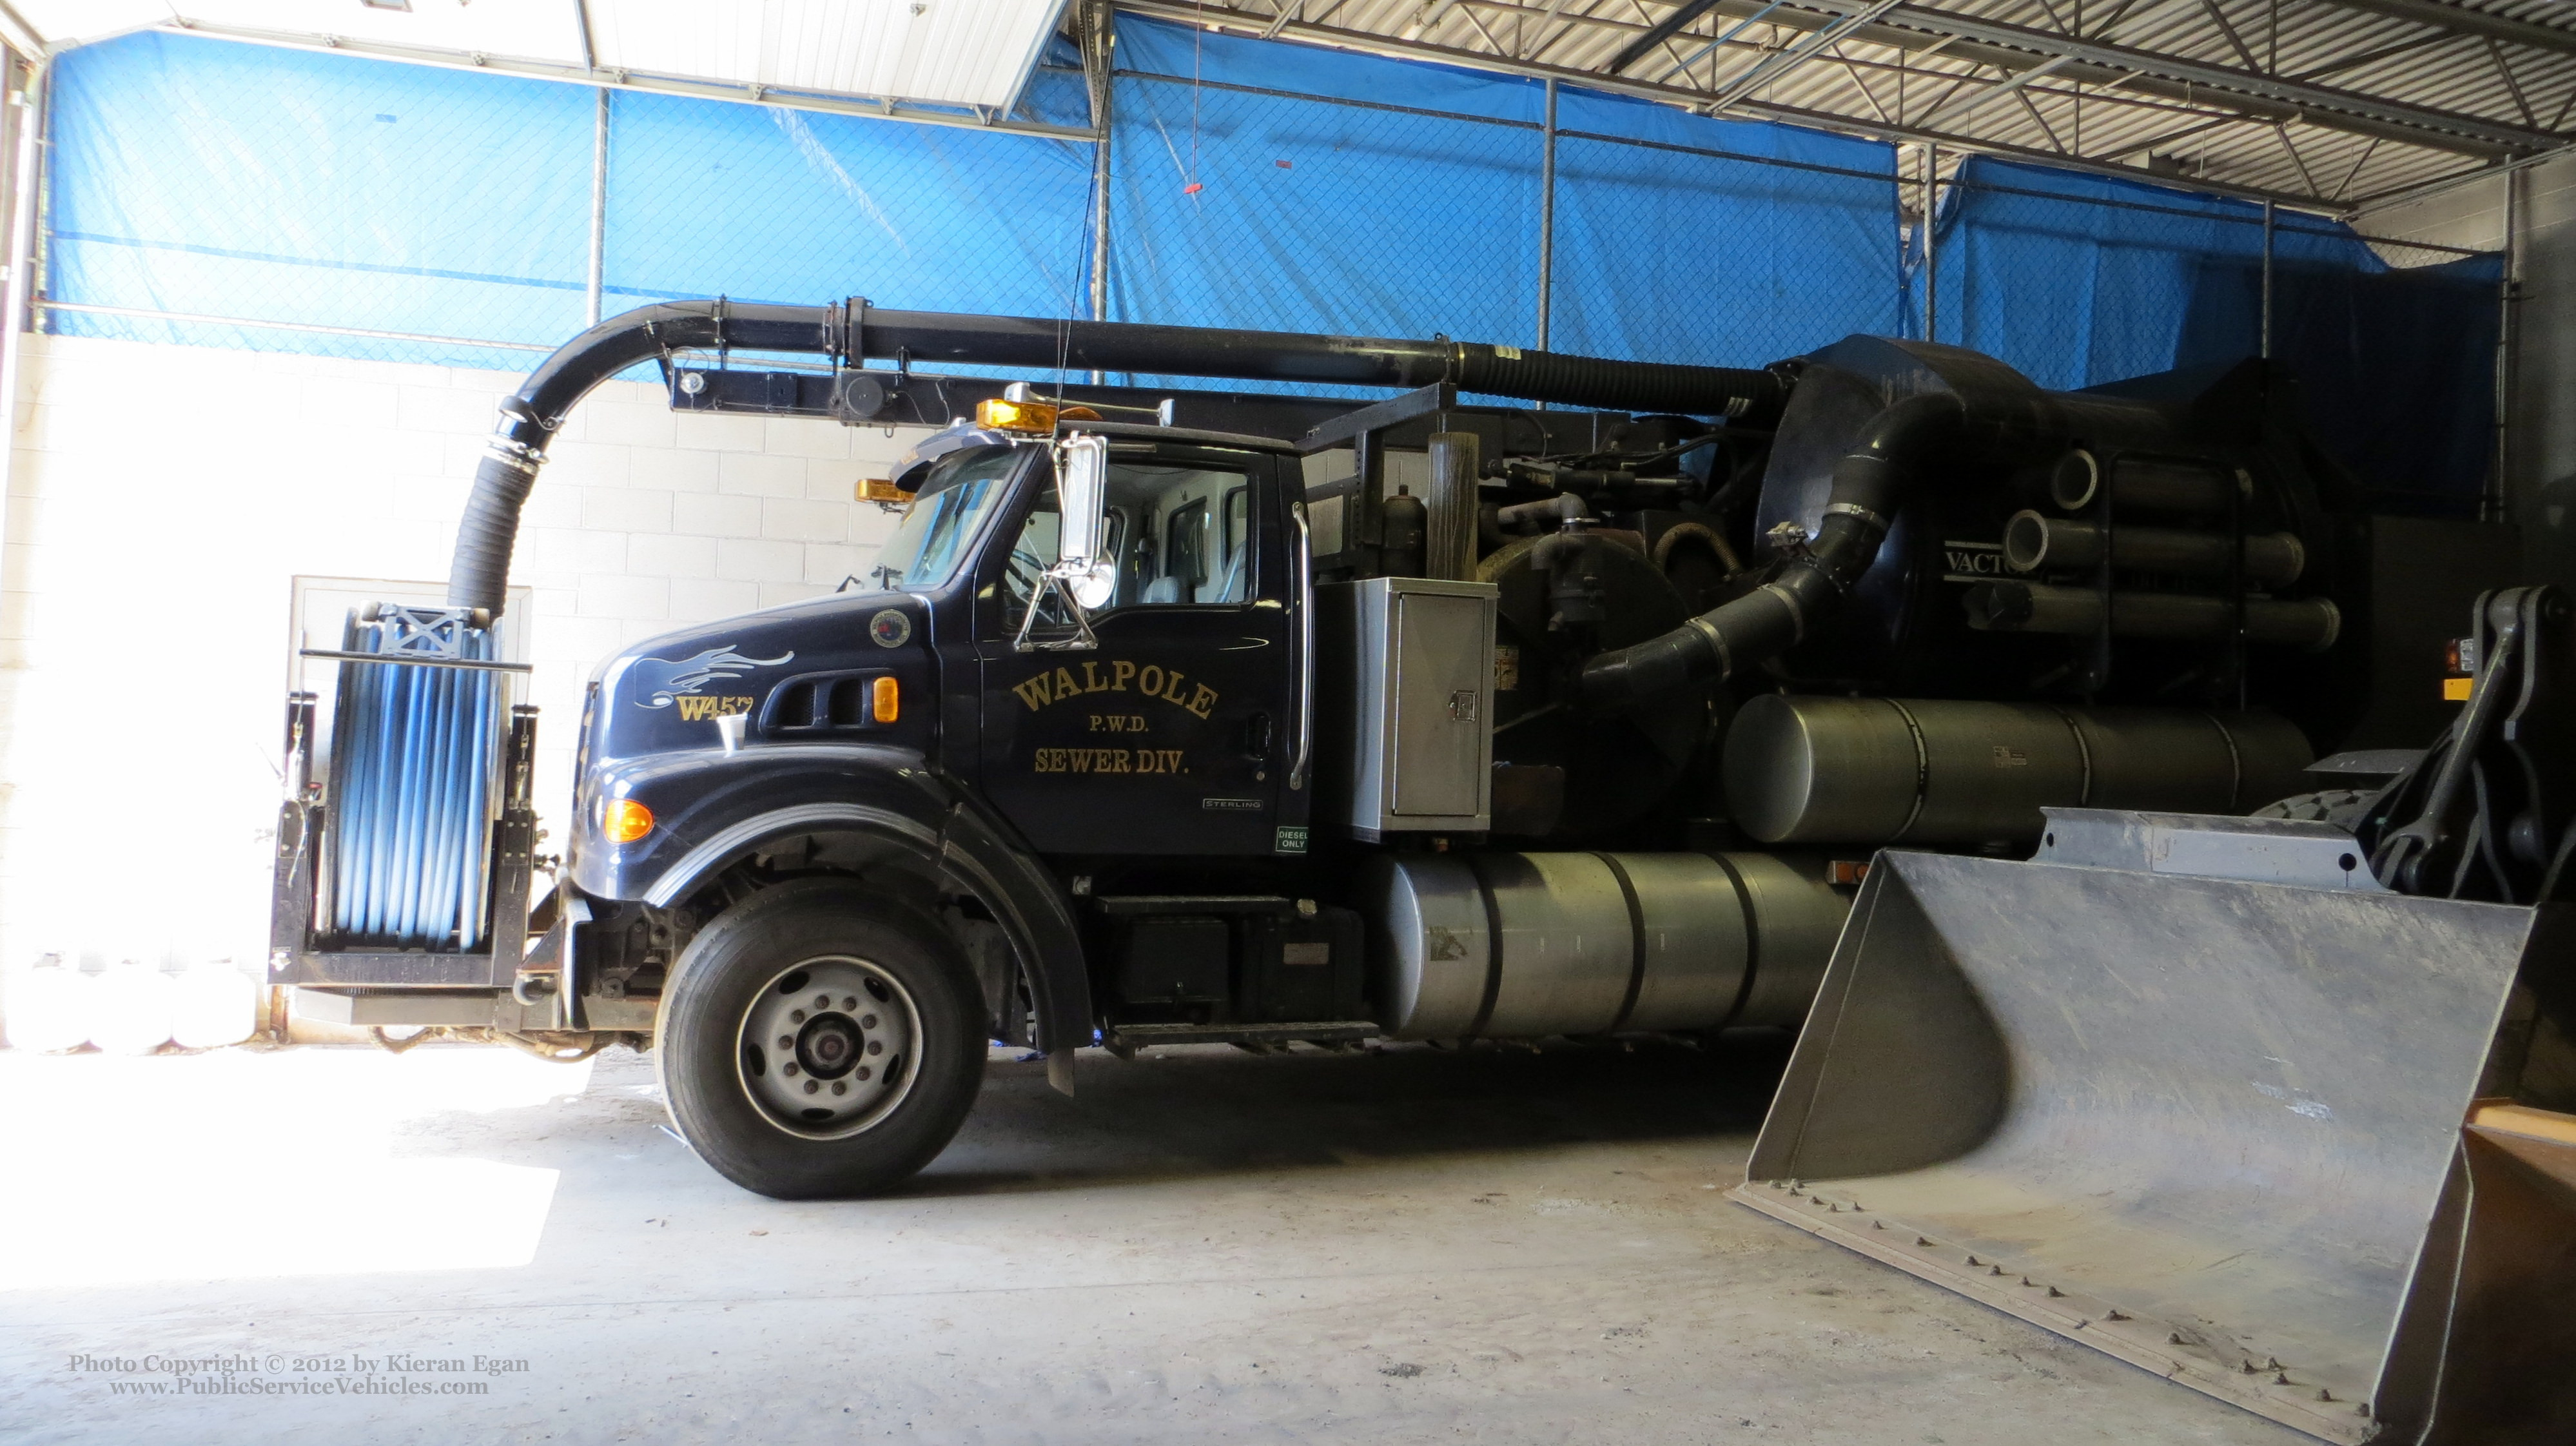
1722 695 2313 846
1356 851 1850 1041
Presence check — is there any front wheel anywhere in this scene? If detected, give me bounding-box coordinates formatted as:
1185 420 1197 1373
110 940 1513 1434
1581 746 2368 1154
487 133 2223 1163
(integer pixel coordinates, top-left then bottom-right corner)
656 880 986 1198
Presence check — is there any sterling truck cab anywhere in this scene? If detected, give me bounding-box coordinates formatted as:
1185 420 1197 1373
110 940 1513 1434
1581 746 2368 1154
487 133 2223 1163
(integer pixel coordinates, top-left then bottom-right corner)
271 300 2399 1198
555 410 1345 1194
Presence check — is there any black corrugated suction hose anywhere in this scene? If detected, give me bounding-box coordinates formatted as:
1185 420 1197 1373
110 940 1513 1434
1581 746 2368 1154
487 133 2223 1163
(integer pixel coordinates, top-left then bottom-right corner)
446 300 1794 612
1578 391 1967 708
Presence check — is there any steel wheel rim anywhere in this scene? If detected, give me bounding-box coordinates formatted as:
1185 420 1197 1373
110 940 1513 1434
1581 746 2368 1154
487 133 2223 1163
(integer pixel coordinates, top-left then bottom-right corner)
733 954 922 1140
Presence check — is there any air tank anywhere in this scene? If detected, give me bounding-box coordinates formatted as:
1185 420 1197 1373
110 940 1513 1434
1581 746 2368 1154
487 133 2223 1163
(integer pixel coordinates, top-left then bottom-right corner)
1721 694 2314 846
1356 850 1850 1041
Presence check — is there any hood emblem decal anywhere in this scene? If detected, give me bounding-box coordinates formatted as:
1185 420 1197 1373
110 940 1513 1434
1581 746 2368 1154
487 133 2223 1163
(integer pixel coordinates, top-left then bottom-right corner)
632 646 795 708
870 609 913 648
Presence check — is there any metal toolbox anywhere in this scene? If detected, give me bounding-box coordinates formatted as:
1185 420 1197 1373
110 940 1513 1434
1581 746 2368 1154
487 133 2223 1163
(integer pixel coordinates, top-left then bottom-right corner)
1314 576 1497 839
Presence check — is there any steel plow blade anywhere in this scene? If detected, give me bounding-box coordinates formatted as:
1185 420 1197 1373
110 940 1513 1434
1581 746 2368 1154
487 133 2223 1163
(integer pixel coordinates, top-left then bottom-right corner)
1732 812 2576 1444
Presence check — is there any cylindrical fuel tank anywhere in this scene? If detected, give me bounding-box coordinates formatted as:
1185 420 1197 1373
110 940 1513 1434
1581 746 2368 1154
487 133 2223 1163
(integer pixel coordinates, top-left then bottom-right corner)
1356 850 1850 1041
1722 694 2313 845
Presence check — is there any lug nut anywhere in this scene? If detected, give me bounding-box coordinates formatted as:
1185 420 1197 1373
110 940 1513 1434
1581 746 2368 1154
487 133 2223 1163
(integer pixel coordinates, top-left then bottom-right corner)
791 1009 806 1024
861 1013 878 1029
857 1066 872 1080
843 996 857 1011
778 1035 793 1049
866 1040 883 1055
804 1080 819 1095
832 1081 846 1096
815 994 831 1009
783 1062 799 1077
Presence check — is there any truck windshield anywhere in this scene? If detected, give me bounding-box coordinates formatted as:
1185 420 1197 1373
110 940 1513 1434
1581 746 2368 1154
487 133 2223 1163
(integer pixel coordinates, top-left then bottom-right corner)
869 447 1024 591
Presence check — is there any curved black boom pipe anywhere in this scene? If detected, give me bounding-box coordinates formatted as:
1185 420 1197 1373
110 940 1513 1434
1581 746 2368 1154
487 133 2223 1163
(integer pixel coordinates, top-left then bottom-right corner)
449 299 1793 612
1579 392 1967 708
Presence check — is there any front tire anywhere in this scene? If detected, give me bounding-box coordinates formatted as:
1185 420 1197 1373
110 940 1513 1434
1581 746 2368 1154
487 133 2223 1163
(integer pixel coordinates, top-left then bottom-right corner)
656 880 985 1198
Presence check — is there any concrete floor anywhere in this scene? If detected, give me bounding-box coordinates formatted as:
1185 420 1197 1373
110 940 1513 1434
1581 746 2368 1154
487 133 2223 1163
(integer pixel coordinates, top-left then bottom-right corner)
0 1037 2306 1445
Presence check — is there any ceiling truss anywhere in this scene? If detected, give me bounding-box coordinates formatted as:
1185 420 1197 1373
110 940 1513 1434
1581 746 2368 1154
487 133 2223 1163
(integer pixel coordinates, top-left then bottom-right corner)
1122 0 2576 215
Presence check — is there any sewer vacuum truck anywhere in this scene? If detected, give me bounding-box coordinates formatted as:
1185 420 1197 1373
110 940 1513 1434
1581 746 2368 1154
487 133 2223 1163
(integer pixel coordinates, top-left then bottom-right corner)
269 300 2459 1198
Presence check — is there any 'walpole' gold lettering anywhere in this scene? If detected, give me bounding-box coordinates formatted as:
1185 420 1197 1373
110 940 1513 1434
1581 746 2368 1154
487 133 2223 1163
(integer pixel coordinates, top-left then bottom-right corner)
1015 660 1218 717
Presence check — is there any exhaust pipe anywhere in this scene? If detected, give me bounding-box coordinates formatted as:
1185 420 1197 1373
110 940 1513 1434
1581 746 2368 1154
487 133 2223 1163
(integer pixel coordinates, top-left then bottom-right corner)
447 300 1795 614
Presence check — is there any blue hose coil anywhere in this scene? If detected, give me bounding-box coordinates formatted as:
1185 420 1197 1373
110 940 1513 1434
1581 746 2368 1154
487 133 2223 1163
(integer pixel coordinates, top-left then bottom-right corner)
322 608 506 950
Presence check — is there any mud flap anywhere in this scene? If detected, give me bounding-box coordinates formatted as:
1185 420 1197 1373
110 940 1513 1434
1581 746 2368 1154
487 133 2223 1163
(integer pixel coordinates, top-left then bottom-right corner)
1731 809 2576 1444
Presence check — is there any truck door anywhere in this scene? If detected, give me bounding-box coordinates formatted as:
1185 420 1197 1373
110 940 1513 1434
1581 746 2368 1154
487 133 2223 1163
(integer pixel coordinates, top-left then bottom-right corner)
973 445 1302 857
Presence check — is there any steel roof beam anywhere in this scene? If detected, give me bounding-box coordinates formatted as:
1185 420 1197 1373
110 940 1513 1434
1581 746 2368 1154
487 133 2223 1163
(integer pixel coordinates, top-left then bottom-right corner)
1470 0 2530 156
1840 0 2558 151
2318 0 2576 57
1608 0 1726 70
1123 0 2362 208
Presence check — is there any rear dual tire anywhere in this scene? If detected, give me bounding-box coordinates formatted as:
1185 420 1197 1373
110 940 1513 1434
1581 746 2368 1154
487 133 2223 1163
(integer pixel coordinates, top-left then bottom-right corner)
656 879 986 1199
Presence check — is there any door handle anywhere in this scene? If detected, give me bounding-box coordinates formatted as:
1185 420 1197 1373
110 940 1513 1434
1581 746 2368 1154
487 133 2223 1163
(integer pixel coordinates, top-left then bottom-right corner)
1245 712 1274 760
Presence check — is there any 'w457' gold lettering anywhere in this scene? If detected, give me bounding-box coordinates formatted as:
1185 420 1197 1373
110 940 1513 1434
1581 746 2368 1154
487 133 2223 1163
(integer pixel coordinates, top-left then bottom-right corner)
674 696 754 722
1012 660 1217 719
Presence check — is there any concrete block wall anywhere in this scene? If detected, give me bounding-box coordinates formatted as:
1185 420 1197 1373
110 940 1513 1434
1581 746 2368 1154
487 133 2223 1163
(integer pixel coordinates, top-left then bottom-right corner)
0 331 931 1010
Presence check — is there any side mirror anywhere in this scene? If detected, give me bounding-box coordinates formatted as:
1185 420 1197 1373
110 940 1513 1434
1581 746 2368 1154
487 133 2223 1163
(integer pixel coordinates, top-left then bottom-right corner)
1015 434 1113 652
1053 433 1117 610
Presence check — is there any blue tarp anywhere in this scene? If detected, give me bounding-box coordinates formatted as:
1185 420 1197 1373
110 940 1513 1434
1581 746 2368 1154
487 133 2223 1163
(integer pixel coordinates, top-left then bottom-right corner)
44 20 1903 389
49 32 593 369
1920 156 2502 506
1104 16 1900 374
1104 17 1545 350
600 89 1095 320
43 22 2488 497
1547 86 1900 370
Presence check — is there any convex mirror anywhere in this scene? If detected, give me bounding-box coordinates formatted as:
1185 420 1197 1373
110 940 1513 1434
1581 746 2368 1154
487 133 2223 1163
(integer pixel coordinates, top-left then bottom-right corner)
1052 433 1117 609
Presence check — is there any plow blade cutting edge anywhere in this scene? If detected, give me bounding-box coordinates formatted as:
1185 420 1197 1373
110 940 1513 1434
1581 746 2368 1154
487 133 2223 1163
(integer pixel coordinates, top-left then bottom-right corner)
1732 808 2576 1444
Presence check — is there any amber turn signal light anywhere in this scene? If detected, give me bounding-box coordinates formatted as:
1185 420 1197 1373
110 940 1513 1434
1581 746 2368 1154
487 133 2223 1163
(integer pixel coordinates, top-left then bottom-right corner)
602 797 654 844
872 675 899 724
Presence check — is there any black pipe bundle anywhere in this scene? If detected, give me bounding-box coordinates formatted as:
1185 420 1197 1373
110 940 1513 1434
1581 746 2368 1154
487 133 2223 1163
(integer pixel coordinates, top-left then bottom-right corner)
448 300 1793 613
